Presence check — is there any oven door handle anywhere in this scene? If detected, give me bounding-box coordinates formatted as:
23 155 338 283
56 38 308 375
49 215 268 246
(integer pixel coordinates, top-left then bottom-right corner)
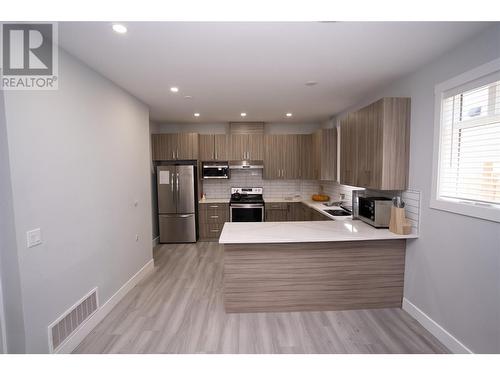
230 204 264 208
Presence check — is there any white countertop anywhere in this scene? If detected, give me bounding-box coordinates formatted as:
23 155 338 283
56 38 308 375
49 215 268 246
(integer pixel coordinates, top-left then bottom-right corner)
219 219 418 244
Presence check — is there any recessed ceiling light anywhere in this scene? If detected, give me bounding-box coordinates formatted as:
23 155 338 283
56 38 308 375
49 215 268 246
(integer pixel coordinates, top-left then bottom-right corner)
305 81 318 86
184 95 193 99
240 113 247 117
286 113 293 117
194 113 200 117
170 87 179 93
112 24 127 34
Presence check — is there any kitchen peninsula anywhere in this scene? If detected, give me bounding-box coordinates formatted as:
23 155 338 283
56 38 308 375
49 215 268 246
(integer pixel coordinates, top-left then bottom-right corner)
219 219 416 313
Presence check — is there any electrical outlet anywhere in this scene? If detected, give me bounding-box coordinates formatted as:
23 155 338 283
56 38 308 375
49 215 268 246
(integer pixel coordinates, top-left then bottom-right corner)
27 228 42 248
135 234 139 242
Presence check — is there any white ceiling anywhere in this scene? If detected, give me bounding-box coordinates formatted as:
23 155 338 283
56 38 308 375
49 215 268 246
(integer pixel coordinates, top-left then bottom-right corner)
58 22 492 123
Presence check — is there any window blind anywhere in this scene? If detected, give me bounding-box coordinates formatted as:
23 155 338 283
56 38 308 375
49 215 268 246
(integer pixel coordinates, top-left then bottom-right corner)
438 77 500 206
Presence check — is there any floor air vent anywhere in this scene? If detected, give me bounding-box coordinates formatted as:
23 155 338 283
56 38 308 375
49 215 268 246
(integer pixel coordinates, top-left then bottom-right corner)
49 288 98 352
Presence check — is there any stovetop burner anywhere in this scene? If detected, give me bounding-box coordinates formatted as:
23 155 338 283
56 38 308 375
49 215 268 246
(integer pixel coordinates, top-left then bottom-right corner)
230 187 264 205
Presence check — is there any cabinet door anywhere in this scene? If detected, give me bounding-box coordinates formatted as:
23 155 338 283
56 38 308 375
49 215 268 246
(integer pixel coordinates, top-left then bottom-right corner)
366 101 383 189
214 134 228 160
151 134 177 161
247 134 264 160
263 135 282 179
320 128 337 181
312 131 322 180
299 135 315 180
265 203 289 222
340 113 357 185
355 106 370 187
199 134 215 161
311 210 330 221
229 134 247 160
177 133 199 160
282 135 301 179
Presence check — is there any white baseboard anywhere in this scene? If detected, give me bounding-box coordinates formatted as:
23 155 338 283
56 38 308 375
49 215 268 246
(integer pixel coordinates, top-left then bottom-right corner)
55 258 155 354
152 236 160 247
402 298 472 354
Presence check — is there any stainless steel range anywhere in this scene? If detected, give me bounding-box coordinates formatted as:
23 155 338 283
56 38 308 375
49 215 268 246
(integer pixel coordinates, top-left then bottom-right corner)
229 187 265 222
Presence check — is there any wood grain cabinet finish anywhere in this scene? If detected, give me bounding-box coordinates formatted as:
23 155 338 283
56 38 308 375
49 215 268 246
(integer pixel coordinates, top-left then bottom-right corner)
265 202 290 221
198 203 229 241
340 97 410 190
151 133 199 161
263 135 301 179
199 134 228 161
229 134 264 160
298 135 315 180
223 239 406 313
265 202 332 222
313 128 337 181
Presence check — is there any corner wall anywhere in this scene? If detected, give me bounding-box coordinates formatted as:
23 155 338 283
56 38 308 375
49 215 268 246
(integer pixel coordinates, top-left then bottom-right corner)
3 49 153 353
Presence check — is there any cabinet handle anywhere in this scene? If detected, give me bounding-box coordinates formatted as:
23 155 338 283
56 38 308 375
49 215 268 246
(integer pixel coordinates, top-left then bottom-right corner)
215 152 218 160
177 149 179 159
210 229 220 233
210 215 219 219
209 205 219 208
172 151 175 159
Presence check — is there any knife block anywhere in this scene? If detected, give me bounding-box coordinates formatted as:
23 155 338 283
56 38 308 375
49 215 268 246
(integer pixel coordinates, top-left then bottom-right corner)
389 207 412 235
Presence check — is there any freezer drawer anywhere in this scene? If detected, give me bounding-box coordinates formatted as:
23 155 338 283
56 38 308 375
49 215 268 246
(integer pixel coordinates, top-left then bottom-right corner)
159 214 196 243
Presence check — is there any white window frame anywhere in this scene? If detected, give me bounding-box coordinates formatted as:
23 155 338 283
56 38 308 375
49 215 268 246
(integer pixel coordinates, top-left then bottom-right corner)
430 57 500 223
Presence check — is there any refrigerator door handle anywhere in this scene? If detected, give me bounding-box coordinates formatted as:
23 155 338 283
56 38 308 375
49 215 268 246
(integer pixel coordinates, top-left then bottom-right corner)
171 170 174 193
176 172 180 205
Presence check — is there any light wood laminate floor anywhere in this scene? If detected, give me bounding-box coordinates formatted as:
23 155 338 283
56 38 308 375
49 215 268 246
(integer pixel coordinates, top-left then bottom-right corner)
74 242 449 354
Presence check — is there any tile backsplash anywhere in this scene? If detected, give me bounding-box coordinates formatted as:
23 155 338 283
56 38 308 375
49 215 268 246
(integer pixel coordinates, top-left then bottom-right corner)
201 169 319 199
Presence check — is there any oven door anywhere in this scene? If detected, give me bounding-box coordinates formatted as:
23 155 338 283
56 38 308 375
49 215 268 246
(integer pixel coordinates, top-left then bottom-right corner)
230 204 264 222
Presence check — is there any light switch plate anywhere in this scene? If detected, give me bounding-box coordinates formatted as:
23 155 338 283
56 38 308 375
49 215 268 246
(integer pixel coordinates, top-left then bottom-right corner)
27 228 42 248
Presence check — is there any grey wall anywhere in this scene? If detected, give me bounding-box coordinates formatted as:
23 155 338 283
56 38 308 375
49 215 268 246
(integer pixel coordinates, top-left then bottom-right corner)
336 24 500 353
3 49 153 353
0 88 26 353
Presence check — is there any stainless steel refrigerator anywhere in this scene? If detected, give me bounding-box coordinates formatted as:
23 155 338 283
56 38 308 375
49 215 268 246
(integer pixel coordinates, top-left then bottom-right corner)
157 163 198 243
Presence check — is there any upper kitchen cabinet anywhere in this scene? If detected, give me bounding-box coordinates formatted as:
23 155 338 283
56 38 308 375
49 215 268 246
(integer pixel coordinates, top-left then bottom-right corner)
228 122 264 160
151 133 199 161
340 97 411 190
263 135 301 179
299 135 316 180
199 134 228 161
314 128 337 181
339 114 358 186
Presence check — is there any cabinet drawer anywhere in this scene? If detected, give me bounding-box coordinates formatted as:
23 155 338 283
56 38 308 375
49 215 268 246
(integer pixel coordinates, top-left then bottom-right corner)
199 222 224 239
199 206 229 223
265 202 289 210
199 203 228 211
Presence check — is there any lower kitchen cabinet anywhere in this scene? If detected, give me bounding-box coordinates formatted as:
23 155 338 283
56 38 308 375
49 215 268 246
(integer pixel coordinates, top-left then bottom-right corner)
198 202 229 241
265 202 290 221
265 202 332 222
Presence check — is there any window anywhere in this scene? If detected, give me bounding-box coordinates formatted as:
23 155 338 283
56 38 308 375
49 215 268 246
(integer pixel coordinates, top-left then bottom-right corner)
431 58 500 222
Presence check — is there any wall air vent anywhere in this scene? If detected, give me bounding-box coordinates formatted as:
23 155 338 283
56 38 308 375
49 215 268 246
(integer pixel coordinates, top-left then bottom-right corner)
48 288 98 352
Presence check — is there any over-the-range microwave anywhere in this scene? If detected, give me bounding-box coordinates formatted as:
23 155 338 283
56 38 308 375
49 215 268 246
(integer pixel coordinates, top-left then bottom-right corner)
201 161 230 179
